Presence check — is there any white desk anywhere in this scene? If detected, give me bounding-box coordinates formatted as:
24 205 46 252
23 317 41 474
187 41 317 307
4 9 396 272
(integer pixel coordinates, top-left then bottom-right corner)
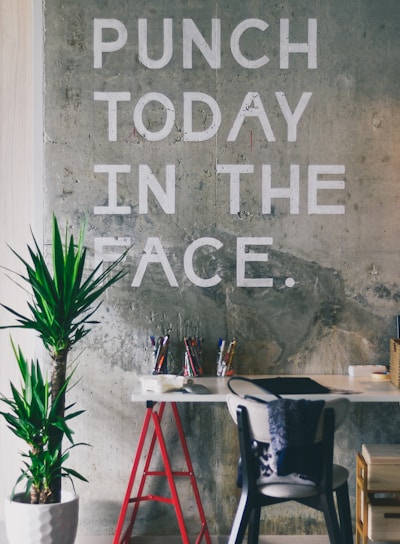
116 374 400 543
131 374 400 403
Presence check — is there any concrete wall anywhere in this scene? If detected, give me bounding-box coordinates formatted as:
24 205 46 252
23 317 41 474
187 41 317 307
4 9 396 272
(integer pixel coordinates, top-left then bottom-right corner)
2 0 400 537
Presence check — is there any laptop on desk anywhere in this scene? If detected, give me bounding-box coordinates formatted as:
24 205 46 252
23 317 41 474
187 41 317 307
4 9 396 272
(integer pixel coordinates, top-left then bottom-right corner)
249 376 331 396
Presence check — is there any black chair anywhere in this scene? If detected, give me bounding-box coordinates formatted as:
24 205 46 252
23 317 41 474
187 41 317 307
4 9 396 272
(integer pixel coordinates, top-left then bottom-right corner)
226 394 353 544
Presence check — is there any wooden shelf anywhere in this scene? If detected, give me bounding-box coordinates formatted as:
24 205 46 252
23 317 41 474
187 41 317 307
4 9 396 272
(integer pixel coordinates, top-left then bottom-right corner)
356 447 400 543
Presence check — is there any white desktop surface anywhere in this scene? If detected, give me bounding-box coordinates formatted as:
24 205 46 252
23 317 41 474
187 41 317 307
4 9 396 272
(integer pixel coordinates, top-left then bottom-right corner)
132 374 400 403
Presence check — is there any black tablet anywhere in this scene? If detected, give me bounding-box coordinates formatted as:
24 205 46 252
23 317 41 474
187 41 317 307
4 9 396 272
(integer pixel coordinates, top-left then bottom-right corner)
251 377 331 395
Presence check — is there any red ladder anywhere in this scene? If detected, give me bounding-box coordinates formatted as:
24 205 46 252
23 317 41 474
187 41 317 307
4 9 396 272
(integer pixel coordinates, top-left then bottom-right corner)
113 401 211 544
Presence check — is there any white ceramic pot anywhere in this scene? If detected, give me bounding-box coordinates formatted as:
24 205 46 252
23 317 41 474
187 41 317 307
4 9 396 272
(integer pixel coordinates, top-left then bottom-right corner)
4 491 79 544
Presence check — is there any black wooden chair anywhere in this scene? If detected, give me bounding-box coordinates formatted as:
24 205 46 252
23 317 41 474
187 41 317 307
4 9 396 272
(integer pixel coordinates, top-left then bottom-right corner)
226 394 353 544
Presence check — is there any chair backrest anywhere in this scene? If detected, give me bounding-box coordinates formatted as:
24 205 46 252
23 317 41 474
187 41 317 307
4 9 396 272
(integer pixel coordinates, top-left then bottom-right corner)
226 393 349 443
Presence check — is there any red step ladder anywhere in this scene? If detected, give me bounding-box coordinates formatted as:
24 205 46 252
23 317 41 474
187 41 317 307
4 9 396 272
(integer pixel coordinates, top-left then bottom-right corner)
113 401 211 544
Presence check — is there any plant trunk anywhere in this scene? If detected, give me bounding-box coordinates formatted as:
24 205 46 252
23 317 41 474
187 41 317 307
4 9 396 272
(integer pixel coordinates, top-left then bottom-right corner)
30 485 39 505
30 485 51 505
49 349 68 503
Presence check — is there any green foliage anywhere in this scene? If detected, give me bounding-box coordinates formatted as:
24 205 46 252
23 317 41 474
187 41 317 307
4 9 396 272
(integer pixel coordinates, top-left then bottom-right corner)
0 214 128 502
1 214 127 357
0 341 88 503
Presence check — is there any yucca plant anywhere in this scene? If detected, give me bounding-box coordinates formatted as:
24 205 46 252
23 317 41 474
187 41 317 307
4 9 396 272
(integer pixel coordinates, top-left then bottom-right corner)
0 341 87 504
1 214 128 503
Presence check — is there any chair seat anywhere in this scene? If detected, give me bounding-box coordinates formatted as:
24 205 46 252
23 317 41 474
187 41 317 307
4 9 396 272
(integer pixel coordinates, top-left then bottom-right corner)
257 464 349 499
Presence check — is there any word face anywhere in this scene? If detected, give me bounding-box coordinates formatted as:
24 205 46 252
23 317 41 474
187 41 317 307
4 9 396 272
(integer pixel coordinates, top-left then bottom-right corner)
95 236 295 288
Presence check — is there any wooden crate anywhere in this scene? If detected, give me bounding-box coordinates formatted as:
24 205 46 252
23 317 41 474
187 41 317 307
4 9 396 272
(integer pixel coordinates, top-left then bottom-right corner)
368 498 400 541
356 445 400 544
390 338 400 388
362 444 400 491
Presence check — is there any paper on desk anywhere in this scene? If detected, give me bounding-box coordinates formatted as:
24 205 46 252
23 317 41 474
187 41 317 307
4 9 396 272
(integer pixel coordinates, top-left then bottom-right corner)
140 374 185 393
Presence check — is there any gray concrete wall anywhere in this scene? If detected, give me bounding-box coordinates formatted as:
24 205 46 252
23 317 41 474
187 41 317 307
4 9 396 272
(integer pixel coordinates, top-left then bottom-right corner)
42 0 400 536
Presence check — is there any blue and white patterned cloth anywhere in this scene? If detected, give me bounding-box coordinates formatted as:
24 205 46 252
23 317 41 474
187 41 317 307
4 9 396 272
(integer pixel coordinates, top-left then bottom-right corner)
236 398 326 488
266 398 325 479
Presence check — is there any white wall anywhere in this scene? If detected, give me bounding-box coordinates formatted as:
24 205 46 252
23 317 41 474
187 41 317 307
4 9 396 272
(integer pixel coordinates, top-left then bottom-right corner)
0 0 42 519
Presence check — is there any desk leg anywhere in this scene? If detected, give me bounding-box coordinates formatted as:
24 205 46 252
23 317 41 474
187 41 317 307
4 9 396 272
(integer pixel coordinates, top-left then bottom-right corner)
113 402 154 544
113 402 211 544
171 402 211 544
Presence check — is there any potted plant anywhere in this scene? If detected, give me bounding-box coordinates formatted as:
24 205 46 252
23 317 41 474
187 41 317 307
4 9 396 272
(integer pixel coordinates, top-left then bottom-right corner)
0 214 127 543
1 341 84 543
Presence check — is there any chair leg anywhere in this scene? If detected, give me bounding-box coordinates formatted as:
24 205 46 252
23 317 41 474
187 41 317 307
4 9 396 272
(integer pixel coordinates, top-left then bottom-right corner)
336 482 354 544
320 492 342 544
247 504 261 544
227 492 253 544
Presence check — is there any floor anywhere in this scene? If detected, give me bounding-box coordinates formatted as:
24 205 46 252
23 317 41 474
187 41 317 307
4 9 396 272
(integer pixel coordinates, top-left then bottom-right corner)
71 536 395 544
72 537 395 544
0 528 335 543
1 523 395 543
1 527 397 543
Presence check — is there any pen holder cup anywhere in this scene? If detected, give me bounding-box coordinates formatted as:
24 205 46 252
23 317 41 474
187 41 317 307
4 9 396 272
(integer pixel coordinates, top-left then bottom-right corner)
390 338 400 388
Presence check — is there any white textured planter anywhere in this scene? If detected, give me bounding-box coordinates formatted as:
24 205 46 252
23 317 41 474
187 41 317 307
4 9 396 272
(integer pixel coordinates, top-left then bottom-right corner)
5 491 79 544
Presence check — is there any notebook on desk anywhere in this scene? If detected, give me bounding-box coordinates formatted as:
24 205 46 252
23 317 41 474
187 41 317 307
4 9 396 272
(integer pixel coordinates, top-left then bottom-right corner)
251 377 331 395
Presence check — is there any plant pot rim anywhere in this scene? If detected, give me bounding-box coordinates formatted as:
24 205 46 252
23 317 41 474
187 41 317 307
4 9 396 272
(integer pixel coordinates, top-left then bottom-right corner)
7 490 78 506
